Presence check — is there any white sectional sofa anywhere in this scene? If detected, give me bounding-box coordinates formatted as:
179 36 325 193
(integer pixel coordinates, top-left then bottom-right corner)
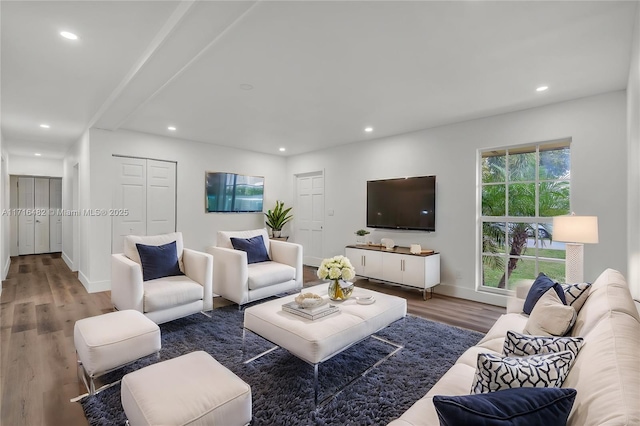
389 268 640 426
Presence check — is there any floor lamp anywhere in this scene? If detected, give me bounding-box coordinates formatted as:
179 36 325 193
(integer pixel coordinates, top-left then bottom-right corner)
552 214 599 284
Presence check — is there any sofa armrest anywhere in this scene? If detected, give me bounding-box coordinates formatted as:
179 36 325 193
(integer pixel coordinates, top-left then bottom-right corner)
206 246 249 305
111 254 144 313
270 240 303 286
505 279 535 314
183 248 214 311
515 279 535 299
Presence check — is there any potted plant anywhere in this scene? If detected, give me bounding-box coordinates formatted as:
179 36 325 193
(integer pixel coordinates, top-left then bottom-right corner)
355 229 370 244
264 200 293 238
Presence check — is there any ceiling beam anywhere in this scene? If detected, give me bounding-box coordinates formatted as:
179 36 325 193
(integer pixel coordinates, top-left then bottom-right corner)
86 0 197 131
110 0 262 131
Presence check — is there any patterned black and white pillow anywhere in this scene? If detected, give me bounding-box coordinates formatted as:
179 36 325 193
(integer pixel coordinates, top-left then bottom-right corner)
471 351 575 394
503 331 584 358
561 282 591 312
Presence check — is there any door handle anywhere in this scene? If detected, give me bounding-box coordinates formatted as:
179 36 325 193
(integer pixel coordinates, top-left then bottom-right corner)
36 220 41 223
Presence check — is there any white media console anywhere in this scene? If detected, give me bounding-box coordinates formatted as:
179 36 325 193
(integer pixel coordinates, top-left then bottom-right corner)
345 245 441 300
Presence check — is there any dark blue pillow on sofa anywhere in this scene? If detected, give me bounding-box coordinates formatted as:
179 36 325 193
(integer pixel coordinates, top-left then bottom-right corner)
523 272 567 315
230 235 270 264
433 387 577 426
136 241 184 281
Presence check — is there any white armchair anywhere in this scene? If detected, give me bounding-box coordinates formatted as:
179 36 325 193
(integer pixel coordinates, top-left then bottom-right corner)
111 232 213 324
207 229 302 307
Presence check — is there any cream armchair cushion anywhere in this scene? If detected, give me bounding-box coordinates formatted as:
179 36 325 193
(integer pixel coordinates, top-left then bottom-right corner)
111 232 213 324
207 229 302 306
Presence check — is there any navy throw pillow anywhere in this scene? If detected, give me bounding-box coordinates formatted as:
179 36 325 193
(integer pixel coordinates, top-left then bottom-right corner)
230 235 270 264
136 241 184 282
523 273 567 315
433 387 577 426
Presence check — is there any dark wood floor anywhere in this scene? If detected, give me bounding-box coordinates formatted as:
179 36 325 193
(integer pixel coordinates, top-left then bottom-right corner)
1 255 504 426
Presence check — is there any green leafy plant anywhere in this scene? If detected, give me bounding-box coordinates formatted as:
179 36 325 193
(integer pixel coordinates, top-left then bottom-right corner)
355 229 370 236
264 200 293 231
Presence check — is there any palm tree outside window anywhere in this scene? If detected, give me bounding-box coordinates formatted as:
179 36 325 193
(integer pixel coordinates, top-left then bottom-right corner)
480 140 571 290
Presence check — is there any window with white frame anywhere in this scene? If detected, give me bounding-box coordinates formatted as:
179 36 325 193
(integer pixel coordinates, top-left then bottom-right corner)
480 140 571 291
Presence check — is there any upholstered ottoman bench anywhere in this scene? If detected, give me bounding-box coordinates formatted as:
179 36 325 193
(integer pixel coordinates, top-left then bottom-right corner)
121 351 252 426
74 310 161 394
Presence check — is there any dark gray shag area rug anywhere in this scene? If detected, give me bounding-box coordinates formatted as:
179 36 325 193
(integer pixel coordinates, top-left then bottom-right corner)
80 304 483 425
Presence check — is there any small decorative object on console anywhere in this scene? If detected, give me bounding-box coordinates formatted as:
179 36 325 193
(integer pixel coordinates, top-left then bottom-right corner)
355 229 370 244
317 255 356 301
381 238 395 250
410 244 422 254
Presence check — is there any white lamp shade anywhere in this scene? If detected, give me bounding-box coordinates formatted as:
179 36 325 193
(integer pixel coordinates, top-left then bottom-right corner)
552 215 599 244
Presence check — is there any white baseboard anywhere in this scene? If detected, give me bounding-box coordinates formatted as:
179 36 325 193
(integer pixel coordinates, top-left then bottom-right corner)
61 251 75 271
434 283 507 308
78 271 111 294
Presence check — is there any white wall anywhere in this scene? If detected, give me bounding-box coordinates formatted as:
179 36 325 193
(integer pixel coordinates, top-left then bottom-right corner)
8 155 63 177
628 6 640 302
62 131 90 274
287 91 628 306
77 128 287 292
0 138 9 281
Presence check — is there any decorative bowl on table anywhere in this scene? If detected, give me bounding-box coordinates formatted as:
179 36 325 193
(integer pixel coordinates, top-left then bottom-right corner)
295 293 323 308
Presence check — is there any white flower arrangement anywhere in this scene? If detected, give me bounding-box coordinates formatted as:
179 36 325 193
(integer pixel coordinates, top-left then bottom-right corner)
317 255 356 281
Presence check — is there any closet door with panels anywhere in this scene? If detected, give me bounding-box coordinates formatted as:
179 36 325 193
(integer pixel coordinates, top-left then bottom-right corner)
111 157 176 254
49 178 63 252
18 177 35 255
16 176 61 255
34 178 50 254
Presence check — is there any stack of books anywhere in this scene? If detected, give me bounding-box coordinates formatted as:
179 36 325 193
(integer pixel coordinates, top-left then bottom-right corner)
282 300 339 320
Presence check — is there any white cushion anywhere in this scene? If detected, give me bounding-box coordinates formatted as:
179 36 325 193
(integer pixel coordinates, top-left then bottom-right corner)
523 288 576 336
244 284 406 364
124 232 184 266
143 276 204 312
217 229 270 253
121 351 252 426
74 310 160 376
247 261 296 290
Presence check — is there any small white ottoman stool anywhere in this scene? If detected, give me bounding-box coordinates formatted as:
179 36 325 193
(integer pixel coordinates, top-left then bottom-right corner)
121 351 252 426
74 310 161 394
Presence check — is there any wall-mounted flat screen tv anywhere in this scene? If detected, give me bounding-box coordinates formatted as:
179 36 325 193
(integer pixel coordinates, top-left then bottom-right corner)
367 175 436 231
205 172 264 213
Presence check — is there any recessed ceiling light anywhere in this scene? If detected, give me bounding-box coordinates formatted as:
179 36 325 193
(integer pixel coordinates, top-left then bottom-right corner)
167 126 176 131
364 127 373 132
35 153 42 157
39 124 50 129
536 86 549 92
279 147 286 152
239 84 254 91
60 31 78 40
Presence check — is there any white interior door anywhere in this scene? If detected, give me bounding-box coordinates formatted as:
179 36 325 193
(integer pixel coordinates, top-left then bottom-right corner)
34 178 50 253
49 178 62 252
295 172 324 266
146 160 176 236
18 177 35 255
112 157 147 254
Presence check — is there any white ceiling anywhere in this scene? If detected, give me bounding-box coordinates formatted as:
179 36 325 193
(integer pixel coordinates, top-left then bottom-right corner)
1 1 638 160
